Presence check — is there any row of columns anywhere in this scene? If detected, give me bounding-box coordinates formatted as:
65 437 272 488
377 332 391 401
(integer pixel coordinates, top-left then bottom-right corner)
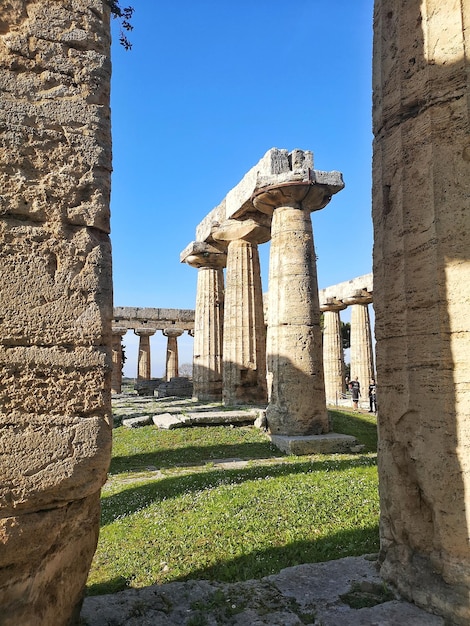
111 327 192 393
184 182 342 436
321 290 374 404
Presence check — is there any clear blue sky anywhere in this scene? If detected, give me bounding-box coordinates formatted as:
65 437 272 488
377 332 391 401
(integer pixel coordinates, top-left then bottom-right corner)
109 1 374 376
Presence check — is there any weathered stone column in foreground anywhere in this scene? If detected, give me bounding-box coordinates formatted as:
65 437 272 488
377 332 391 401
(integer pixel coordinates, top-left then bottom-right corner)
212 217 269 406
343 291 374 398
0 3 113 624
181 243 226 401
253 180 343 437
373 1 470 623
134 329 155 380
111 328 128 394
320 299 347 405
163 327 184 381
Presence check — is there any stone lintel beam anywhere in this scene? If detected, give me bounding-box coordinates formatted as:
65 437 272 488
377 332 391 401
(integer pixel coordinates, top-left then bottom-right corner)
342 289 373 306
211 214 271 245
162 327 184 338
113 307 195 332
319 273 374 303
180 241 227 269
194 148 343 243
319 298 347 312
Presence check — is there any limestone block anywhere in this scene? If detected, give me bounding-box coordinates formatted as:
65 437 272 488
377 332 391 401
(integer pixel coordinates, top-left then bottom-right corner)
269 433 360 455
153 413 187 429
122 416 153 428
373 1 470 622
0 1 113 623
0 223 113 345
0 492 101 626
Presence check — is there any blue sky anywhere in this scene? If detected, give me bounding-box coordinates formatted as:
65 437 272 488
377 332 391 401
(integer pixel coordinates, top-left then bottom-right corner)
109 1 374 376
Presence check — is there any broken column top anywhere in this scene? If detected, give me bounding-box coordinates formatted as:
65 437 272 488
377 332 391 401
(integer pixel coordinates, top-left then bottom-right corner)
195 148 344 243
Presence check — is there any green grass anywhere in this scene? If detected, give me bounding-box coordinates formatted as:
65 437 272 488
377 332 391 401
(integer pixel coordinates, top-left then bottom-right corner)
87 409 379 596
110 425 279 474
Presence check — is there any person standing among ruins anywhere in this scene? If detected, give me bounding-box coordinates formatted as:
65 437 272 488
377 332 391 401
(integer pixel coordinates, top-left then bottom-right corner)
368 378 377 413
350 377 361 411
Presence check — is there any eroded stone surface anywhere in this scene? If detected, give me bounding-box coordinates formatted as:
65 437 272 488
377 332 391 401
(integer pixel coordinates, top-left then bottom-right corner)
373 1 470 623
0 2 113 623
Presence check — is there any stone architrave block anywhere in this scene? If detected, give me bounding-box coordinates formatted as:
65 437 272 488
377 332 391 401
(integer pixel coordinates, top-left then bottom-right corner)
195 148 343 243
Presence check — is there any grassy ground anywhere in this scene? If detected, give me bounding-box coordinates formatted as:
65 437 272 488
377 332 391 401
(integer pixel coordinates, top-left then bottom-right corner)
87 405 378 596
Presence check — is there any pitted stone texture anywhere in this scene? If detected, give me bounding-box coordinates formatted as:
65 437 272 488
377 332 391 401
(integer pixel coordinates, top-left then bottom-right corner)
347 301 374 395
221 239 267 406
0 2 112 623
321 305 346 404
373 1 470 623
1 492 101 626
192 267 224 401
265 204 328 436
270 433 359 456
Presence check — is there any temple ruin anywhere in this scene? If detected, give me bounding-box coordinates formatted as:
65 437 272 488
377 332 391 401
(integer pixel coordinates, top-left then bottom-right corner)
111 307 195 392
0 0 469 624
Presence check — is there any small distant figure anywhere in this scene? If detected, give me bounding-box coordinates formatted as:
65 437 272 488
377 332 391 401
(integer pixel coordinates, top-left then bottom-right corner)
345 376 350 392
349 377 361 412
368 378 377 413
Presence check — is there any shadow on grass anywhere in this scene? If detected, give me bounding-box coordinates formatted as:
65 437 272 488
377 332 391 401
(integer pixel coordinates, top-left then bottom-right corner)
86 524 379 596
109 441 281 475
176 525 380 583
101 456 376 526
330 410 377 453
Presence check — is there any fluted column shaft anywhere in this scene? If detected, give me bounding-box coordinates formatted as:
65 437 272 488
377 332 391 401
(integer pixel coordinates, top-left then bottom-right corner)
263 202 328 435
134 329 155 381
193 267 225 401
221 239 267 405
321 301 346 404
373 1 470 622
345 294 374 396
163 328 184 381
212 217 269 406
111 328 127 394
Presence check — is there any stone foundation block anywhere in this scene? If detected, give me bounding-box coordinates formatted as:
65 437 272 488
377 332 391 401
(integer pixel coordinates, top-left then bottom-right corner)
269 432 361 455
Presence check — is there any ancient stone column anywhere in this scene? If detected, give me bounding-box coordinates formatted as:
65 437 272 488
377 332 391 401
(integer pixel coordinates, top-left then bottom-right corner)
343 291 374 401
134 329 155 380
163 327 184 380
373 1 470 623
212 217 269 406
253 181 342 435
0 2 113 624
320 299 347 405
111 328 128 394
181 243 226 401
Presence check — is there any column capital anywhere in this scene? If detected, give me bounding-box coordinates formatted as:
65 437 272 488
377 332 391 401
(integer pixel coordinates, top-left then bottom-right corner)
342 289 373 306
111 326 128 336
252 173 344 216
162 327 184 338
319 297 347 312
180 241 227 269
134 328 156 337
211 214 271 245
